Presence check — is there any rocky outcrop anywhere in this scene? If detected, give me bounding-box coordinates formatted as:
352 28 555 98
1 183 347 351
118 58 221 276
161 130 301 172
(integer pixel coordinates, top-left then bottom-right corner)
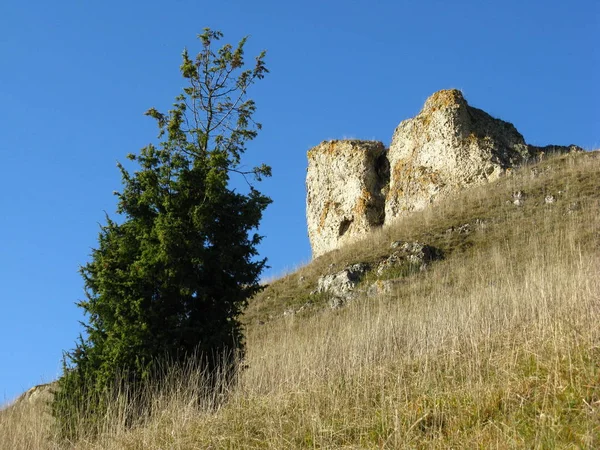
17 383 54 404
314 263 370 308
385 89 580 219
306 89 583 257
2 383 54 412
306 140 388 257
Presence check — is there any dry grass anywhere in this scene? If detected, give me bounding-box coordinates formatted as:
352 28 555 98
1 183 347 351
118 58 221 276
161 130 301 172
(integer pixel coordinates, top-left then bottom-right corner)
2 151 599 449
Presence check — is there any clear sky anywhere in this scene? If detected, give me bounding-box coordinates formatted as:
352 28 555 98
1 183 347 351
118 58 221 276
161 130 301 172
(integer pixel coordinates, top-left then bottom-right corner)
1 0 598 405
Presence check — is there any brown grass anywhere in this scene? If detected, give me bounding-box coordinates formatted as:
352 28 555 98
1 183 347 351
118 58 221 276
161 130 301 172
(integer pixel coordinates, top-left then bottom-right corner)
2 151 599 449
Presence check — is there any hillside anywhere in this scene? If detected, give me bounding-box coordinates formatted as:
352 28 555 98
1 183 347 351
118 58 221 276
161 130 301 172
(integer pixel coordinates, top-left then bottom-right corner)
2 150 599 448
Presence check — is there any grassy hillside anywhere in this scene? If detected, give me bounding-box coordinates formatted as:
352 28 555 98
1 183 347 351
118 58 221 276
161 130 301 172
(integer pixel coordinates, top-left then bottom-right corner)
2 151 599 449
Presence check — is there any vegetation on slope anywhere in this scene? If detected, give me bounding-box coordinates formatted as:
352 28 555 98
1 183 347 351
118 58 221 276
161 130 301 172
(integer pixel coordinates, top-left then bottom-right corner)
51 29 271 440
1 151 599 448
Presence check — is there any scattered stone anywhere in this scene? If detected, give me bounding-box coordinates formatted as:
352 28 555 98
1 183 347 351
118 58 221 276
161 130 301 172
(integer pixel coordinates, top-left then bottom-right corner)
545 195 556 204
378 242 441 275
446 219 487 234
457 223 471 234
283 308 295 317
329 297 345 309
512 190 526 206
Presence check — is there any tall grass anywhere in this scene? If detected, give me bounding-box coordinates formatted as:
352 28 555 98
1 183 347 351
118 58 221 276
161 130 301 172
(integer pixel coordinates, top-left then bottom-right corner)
2 152 599 448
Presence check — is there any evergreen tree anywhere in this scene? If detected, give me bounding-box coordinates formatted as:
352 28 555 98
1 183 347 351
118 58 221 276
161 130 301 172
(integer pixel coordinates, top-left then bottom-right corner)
52 29 270 436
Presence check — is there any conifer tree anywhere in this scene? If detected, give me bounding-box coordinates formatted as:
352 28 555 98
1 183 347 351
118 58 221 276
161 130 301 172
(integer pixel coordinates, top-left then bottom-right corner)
53 29 270 436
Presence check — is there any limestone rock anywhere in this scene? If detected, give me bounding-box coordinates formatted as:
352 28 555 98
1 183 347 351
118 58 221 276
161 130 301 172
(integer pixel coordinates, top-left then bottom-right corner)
18 383 53 404
385 89 536 221
314 263 369 306
512 190 526 206
305 89 584 257
378 241 441 275
306 140 389 258
3 383 55 412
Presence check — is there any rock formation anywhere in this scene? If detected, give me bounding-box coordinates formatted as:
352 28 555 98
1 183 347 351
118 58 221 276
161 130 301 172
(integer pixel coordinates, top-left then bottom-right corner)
306 89 582 258
306 140 388 257
386 90 529 217
314 263 370 308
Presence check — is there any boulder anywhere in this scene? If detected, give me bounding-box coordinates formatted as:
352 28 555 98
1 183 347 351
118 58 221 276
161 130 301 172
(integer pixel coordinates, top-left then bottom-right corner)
306 140 388 258
314 263 369 306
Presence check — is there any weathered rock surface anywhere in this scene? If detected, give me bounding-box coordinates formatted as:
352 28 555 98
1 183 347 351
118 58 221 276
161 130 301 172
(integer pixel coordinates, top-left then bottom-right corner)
306 140 389 258
385 89 580 221
306 89 583 256
2 383 54 412
314 263 369 307
19 383 53 404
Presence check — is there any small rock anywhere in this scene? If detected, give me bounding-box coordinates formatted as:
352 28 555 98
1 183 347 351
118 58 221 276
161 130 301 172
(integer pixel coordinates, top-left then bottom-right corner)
329 297 345 309
512 190 526 206
445 222 478 234
457 223 471 234
544 195 556 204
378 242 441 275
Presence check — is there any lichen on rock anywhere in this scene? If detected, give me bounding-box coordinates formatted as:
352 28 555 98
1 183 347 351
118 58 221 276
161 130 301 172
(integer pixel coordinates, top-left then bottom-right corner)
385 89 535 221
306 140 388 258
305 89 584 257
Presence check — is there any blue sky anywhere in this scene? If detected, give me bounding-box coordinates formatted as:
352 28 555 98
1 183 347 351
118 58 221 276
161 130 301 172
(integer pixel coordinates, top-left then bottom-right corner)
1 0 598 405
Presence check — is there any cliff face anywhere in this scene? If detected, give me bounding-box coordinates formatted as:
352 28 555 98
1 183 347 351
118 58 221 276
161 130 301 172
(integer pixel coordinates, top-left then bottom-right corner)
306 89 582 258
306 140 388 258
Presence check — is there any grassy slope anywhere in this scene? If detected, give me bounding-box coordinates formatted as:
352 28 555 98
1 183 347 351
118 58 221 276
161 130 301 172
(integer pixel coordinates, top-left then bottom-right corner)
2 151 599 449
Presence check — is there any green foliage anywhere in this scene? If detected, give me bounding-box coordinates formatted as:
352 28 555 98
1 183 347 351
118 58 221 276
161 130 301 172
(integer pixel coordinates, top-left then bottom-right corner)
52 28 271 438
